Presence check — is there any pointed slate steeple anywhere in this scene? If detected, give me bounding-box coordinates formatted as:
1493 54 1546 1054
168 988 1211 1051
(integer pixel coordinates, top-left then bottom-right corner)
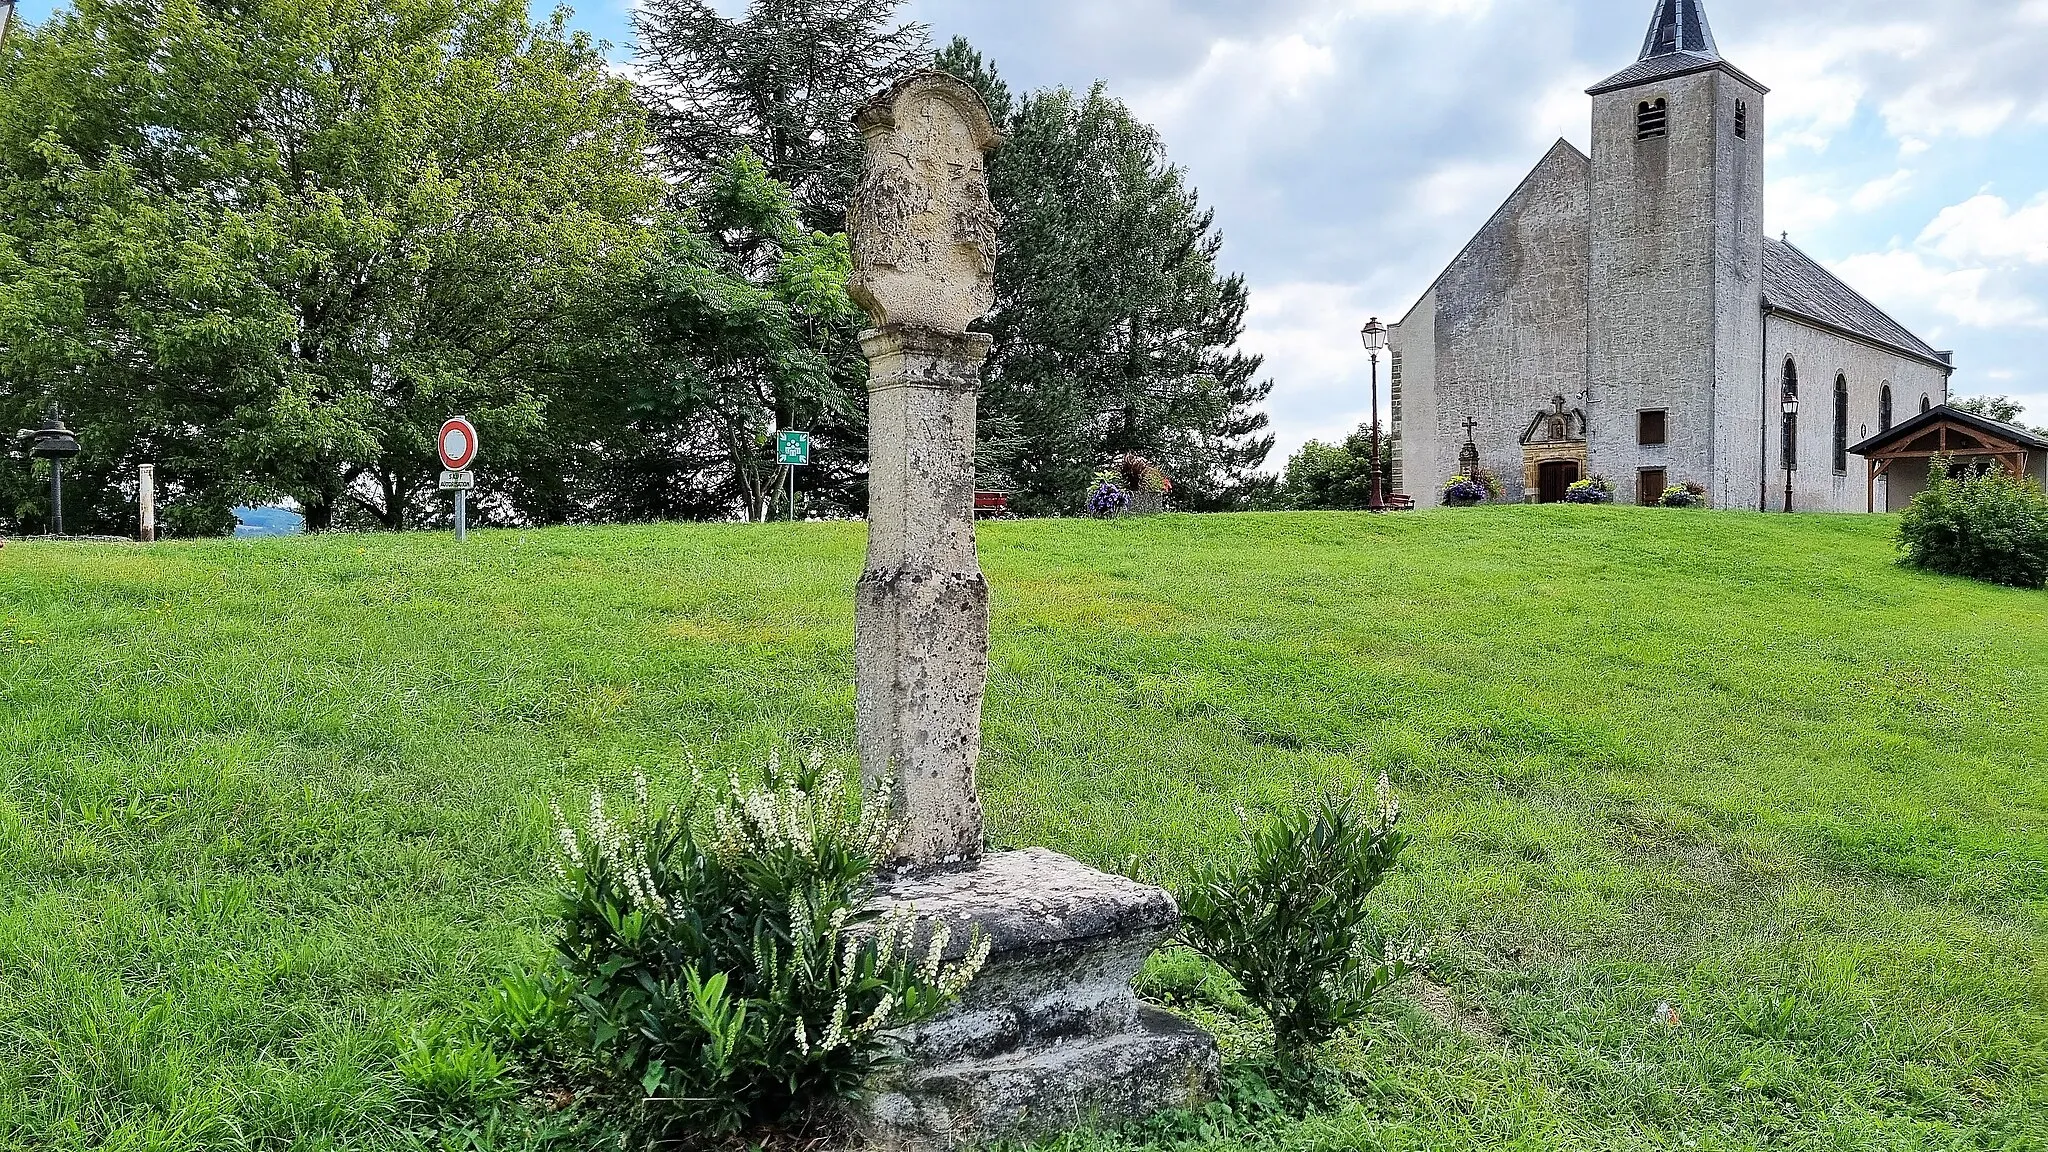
1640 0 1719 60
1589 0 1763 96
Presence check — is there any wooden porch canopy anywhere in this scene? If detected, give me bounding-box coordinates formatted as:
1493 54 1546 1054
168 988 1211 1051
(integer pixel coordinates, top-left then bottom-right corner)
1848 404 2048 513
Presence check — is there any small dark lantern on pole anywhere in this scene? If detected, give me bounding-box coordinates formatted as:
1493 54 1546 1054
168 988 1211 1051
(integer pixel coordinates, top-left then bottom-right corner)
20 408 83 536
1781 388 1800 514
1360 317 1389 512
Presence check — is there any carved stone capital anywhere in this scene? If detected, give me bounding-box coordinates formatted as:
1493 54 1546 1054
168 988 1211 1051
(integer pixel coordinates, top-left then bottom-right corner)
849 73 1003 335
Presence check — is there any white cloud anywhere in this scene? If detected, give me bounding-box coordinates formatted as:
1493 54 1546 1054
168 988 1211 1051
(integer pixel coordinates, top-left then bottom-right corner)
1768 175 1840 237
1849 169 1914 213
1736 24 1907 155
1129 32 1338 139
1239 280 1385 465
1410 160 1530 223
1833 250 2044 330
1919 193 2048 266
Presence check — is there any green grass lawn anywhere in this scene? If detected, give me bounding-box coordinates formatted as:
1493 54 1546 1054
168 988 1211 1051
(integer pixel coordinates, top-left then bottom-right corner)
2 508 2045 1151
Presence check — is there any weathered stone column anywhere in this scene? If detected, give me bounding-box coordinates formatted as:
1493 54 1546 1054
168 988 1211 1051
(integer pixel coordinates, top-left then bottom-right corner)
849 73 1217 1151
849 72 1002 868
855 327 993 866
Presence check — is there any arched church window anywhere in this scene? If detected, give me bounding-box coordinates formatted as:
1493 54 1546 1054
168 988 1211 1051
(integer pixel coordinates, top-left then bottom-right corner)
1880 384 1893 431
1638 99 1669 141
1922 394 1933 414
1782 359 1799 472
1833 375 1849 473
1736 100 1749 139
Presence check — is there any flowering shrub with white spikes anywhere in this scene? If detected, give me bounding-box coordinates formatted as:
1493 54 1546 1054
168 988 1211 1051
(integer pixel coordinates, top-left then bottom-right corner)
512 752 988 1141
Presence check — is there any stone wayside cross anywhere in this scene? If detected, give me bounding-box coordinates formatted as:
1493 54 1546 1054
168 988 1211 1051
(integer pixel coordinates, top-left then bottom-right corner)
847 73 1218 1152
848 72 1001 867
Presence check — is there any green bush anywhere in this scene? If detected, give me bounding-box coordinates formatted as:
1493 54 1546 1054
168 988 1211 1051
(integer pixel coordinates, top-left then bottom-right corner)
516 756 989 1141
1661 482 1707 509
1174 778 1422 1076
1898 458 2048 589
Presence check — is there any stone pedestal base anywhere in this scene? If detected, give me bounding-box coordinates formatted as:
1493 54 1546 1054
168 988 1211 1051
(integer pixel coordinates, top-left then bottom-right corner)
859 850 1219 1151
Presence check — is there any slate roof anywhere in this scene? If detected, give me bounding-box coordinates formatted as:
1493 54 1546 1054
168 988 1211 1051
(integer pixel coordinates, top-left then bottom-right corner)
1640 0 1719 58
1849 404 2048 458
1763 239 1951 369
1588 0 1767 95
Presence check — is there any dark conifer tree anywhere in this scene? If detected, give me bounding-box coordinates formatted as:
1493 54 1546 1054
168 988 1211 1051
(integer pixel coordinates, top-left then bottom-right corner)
632 0 931 232
935 39 1275 513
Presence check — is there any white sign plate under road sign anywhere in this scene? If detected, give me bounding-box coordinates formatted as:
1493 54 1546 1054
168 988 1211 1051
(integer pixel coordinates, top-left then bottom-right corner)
439 417 479 471
439 470 475 491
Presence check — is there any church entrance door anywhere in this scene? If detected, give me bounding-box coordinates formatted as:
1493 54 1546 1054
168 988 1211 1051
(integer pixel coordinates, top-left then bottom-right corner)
1538 460 1580 503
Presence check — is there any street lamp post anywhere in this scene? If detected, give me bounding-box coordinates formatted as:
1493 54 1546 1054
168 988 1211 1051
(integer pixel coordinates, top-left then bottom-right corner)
20 408 83 536
1360 317 1389 512
1782 388 1800 514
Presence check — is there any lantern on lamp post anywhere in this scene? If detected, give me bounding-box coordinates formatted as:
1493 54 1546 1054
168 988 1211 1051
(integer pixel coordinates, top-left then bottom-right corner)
1781 387 1800 514
1360 317 1389 512
19 408 83 536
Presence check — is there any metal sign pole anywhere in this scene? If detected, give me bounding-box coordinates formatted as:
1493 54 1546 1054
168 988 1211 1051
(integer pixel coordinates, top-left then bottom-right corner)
455 488 468 542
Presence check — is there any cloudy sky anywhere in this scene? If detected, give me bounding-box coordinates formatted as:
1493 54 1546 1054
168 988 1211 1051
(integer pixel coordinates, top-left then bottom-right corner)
19 0 2048 467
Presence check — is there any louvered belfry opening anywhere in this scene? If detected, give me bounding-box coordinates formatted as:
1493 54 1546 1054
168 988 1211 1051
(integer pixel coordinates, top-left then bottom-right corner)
1736 100 1748 138
1638 98 1669 140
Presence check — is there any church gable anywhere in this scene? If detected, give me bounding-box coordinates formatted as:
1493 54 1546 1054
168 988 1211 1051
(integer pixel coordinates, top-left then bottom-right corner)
1393 139 1591 506
1401 139 1591 325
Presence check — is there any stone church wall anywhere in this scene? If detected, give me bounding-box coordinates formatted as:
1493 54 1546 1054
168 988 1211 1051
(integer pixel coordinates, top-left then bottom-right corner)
1390 141 1590 507
1764 313 1952 513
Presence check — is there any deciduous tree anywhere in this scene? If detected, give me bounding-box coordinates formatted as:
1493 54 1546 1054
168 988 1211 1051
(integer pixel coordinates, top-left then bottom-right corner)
0 0 663 534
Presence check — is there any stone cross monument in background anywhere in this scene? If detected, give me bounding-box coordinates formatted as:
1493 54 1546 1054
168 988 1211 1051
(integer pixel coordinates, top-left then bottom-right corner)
848 73 1218 1152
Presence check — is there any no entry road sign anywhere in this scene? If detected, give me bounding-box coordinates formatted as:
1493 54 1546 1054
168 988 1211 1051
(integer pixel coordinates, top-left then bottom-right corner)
439 417 479 471
776 430 811 466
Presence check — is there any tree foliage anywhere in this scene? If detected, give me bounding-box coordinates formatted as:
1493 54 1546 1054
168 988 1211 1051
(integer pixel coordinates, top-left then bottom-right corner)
1952 394 2047 437
936 39 1275 515
0 0 664 535
1897 457 2048 590
632 0 930 232
1274 423 1395 511
1 4 1276 533
505 152 867 525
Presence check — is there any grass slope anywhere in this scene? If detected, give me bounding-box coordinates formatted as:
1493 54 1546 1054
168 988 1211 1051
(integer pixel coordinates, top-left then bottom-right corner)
2 508 2044 1151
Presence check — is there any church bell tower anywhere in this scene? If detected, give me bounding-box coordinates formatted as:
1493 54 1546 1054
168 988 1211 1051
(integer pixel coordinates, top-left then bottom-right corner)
1585 0 1767 507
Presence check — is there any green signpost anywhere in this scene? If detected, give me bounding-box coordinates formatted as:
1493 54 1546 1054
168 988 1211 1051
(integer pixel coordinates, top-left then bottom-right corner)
776 431 810 521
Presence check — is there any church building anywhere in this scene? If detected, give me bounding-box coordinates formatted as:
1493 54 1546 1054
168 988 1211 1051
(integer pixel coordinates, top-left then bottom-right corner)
1389 0 1956 511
